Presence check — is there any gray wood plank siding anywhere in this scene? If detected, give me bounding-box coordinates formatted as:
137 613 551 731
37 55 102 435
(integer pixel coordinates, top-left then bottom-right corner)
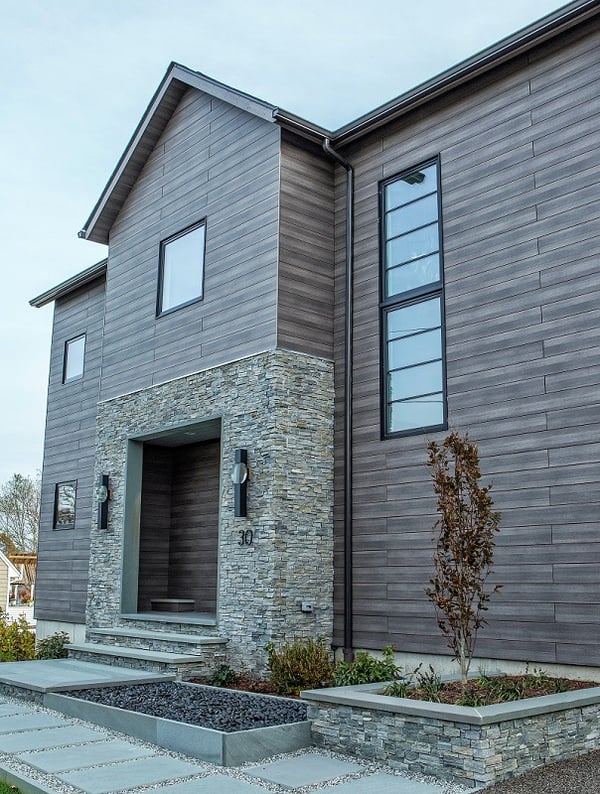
101 88 282 401
334 20 600 665
36 278 105 624
278 136 335 358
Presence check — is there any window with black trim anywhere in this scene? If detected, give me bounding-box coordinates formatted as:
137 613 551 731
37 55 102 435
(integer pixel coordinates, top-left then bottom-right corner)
157 220 206 316
381 159 446 436
63 334 85 383
54 481 77 529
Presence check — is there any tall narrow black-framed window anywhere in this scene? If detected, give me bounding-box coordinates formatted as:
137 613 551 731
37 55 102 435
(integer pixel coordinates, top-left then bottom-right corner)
63 334 85 383
380 158 447 437
53 481 77 529
157 220 206 316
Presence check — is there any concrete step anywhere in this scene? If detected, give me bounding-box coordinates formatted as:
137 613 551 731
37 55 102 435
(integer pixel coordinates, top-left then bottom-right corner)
66 642 223 679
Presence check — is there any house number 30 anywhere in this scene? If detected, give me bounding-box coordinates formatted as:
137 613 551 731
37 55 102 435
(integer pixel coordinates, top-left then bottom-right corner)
239 529 253 546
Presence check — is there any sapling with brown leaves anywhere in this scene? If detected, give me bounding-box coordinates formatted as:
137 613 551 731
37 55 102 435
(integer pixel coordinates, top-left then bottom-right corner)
426 431 501 687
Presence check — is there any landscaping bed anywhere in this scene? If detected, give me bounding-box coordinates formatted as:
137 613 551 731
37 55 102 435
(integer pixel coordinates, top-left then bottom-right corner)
45 682 312 766
301 680 600 788
64 681 307 731
384 669 597 706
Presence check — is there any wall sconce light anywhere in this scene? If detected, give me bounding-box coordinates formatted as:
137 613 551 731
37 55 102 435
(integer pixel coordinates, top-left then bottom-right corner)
97 474 111 529
231 449 249 517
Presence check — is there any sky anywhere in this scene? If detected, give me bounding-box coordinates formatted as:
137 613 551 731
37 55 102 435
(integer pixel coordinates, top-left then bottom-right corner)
0 0 567 484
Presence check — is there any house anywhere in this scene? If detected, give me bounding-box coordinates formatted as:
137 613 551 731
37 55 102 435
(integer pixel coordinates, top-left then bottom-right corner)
31 0 600 677
0 551 20 613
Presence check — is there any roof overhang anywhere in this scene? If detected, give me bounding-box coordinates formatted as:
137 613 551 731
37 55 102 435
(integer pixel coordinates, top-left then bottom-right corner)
30 259 107 308
74 0 598 248
79 63 279 245
331 0 600 146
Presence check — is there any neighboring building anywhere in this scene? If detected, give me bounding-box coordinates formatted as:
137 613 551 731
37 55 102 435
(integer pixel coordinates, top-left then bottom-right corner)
0 551 20 613
31 0 600 676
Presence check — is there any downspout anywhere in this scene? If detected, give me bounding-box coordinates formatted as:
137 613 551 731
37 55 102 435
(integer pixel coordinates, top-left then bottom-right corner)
322 138 354 661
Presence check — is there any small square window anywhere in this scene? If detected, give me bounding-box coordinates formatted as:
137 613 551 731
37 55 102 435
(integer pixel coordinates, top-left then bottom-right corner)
63 335 85 382
54 481 77 529
157 221 206 315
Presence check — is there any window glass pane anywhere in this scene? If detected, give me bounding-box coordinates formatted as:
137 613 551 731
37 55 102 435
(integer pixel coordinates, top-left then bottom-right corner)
54 481 76 528
388 329 441 370
385 193 438 239
160 224 205 313
388 394 444 433
387 298 441 340
64 335 85 382
386 253 440 296
384 162 438 211
386 223 439 270
389 360 443 402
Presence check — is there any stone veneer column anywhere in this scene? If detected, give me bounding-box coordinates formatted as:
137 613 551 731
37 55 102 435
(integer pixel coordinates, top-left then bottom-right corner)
87 350 334 673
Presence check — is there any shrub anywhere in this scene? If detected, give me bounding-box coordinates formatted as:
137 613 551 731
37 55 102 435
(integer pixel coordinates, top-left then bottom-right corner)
333 645 402 686
266 637 334 696
208 662 238 687
0 610 35 662
35 631 70 660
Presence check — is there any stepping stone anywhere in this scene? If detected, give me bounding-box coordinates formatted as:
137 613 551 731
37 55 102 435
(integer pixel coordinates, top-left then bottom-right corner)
58 756 206 793
311 772 449 792
0 703 35 717
0 725 104 752
0 712 67 733
18 739 156 772
152 776 271 793
245 753 364 788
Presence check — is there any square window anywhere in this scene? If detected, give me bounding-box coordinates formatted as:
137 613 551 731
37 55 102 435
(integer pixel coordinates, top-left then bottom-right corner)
54 481 77 529
158 221 206 315
63 335 85 382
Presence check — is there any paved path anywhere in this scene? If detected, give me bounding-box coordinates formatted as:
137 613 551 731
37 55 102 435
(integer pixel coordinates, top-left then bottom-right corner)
0 694 474 794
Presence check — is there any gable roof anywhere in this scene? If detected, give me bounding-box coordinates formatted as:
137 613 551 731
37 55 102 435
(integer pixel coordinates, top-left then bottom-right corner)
34 0 599 306
0 550 20 580
79 63 281 245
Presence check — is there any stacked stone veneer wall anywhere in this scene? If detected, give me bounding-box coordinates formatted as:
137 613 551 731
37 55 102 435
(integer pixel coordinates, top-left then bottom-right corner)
303 687 600 787
87 349 334 673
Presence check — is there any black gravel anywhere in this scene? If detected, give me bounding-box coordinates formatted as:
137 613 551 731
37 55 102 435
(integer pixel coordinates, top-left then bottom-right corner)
65 681 307 733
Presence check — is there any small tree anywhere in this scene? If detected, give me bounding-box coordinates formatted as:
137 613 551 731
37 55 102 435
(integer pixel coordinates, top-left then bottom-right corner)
426 431 500 686
0 473 40 555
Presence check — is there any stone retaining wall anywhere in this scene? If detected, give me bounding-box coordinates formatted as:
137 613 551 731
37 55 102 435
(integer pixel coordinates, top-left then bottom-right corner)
302 683 600 787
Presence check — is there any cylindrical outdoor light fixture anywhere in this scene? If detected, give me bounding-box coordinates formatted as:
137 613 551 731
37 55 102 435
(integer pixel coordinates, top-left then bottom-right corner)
231 449 248 517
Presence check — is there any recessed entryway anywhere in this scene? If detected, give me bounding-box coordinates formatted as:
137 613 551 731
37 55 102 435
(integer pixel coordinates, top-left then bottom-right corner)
121 418 221 618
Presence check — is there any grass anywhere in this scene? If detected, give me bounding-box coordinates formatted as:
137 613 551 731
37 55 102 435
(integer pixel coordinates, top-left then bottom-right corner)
0 783 21 794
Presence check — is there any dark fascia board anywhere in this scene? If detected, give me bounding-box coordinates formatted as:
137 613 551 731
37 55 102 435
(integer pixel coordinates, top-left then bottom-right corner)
79 63 279 245
331 0 600 146
30 259 107 308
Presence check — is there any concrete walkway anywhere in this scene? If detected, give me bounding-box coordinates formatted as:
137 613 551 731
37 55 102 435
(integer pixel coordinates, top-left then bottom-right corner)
0 660 475 794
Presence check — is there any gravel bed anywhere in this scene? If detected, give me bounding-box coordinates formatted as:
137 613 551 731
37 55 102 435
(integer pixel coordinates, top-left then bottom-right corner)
64 681 308 732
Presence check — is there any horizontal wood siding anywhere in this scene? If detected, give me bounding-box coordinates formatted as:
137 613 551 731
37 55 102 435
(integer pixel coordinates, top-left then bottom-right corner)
101 89 281 400
36 278 105 624
334 20 600 664
278 137 335 358
169 440 220 612
137 445 172 611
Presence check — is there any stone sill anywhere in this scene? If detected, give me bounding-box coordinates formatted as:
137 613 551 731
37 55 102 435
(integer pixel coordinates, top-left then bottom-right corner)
301 681 600 725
